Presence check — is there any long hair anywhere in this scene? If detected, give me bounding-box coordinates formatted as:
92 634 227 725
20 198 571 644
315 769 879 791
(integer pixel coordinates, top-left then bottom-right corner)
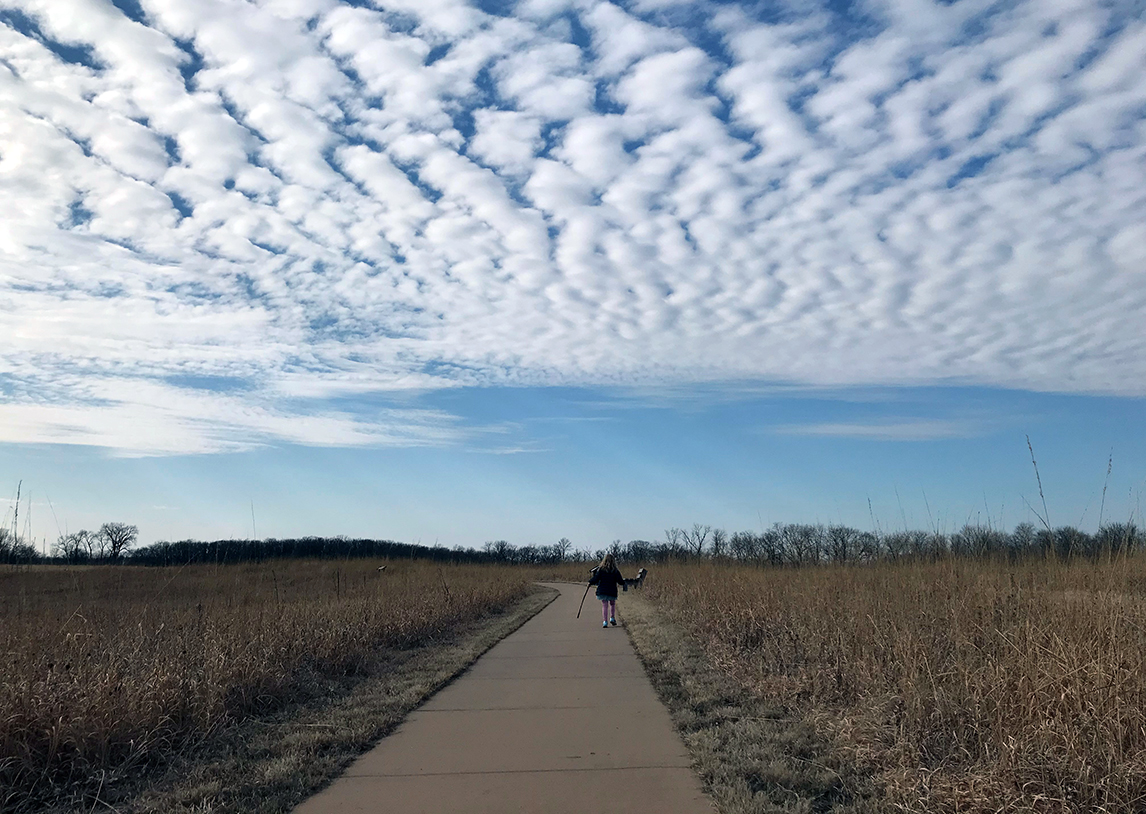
598 553 618 572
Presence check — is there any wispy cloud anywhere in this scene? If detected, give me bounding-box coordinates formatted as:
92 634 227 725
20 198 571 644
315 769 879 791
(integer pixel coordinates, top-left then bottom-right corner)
1 0 1143 454
0 378 467 456
465 443 552 454
773 418 987 442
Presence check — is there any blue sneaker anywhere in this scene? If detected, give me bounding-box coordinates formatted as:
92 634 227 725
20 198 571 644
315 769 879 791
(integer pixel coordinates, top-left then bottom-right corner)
602 621 608 628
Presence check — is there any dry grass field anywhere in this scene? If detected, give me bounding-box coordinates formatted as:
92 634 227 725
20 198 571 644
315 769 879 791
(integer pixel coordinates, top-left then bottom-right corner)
0 560 534 812
635 557 1146 813
8 554 1141 813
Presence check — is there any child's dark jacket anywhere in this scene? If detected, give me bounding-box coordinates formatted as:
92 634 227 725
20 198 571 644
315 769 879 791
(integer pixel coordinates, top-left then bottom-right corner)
589 566 626 599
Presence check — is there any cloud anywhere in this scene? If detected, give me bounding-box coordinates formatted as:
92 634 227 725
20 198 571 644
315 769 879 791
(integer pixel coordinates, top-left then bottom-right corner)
772 418 987 442
0 377 468 456
1 0 1144 454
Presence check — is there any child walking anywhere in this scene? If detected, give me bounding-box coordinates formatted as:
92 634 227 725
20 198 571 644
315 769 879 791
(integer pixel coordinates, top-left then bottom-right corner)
588 553 627 628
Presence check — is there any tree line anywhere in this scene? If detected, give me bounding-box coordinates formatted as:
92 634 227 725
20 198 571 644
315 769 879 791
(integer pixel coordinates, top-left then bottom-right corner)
474 522 1144 566
3 521 1142 568
131 536 490 566
0 523 140 564
614 521 1146 565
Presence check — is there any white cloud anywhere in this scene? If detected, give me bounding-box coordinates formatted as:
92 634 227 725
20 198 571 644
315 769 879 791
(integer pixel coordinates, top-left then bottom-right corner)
469 109 543 175
773 419 985 442
583 1 683 77
1 0 1144 454
0 378 466 456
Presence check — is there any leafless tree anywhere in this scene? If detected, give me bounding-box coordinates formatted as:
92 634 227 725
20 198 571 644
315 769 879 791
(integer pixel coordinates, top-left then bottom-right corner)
682 524 711 557
0 526 37 564
57 529 99 561
57 530 91 562
710 528 727 558
884 531 911 561
81 529 99 558
1009 522 1037 558
483 540 512 561
856 531 881 561
906 530 933 560
782 524 823 566
98 522 138 560
555 537 572 561
729 531 757 560
826 525 857 564
760 527 784 565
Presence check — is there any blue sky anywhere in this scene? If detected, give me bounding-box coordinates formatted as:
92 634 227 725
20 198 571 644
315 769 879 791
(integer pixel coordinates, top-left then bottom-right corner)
1 0 1144 550
4 385 1144 550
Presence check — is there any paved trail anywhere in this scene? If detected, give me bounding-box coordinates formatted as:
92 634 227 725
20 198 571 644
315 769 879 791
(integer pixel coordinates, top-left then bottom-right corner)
294 582 715 814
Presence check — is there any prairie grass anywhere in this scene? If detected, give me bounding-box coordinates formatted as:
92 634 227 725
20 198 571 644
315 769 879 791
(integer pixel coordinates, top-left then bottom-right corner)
0 560 531 812
639 557 1146 813
622 591 880 813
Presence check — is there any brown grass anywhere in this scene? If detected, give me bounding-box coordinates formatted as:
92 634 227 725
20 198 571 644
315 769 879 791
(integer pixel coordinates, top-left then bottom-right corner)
0 560 534 812
623 590 879 813
639 557 1146 813
126 585 555 814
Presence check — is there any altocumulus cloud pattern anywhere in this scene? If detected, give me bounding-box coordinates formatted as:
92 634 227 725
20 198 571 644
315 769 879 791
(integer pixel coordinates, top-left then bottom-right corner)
1 0 1144 454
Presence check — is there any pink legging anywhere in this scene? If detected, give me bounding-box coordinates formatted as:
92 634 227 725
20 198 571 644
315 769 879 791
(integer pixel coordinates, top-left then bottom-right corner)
601 598 616 621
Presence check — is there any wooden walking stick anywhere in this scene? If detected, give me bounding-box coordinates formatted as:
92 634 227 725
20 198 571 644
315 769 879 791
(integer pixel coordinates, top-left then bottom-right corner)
576 582 591 618
576 567 599 618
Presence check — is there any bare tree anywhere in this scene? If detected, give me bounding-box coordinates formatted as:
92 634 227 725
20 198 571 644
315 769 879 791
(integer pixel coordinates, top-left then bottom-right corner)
856 531 881 561
782 524 823 566
56 529 98 561
826 525 857 564
760 526 785 565
906 530 933 560
1009 522 1037 558
80 529 99 558
884 531 911 561
729 531 756 560
710 528 727 558
98 522 138 560
57 530 95 562
483 540 513 562
555 537 572 561
0 527 37 564
682 524 711 557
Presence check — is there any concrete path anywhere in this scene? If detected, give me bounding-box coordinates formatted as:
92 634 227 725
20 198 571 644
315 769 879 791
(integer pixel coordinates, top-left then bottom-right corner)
294 582 715 814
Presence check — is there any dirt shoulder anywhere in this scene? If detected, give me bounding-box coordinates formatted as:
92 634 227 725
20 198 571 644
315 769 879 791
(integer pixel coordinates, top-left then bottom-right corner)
621 591 881 814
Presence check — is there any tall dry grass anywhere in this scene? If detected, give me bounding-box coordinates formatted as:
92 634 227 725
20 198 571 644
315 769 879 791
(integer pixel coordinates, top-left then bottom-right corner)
0 560 530 810
642 557 1146 812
